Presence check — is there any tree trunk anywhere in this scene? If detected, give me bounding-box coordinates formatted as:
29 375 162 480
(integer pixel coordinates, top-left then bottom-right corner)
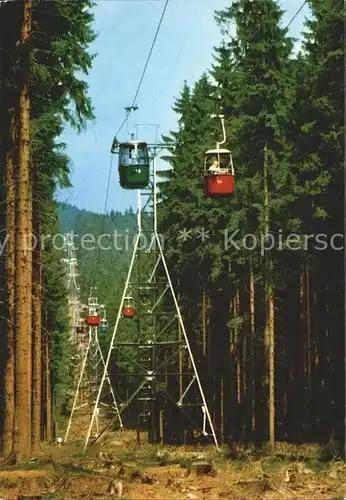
13 0 32 461
202 288 207 357
241 288 247 440
297 260 305 441
231 285 241 440
177 291 183 401
305 257 312 425
235 287 241 405
263 142 275 451
45 332 52 441
263 142 269 441
3 108 17 457
268 273 275 450
312 288 318 438
32 234 42 449
249 253 256 435
41 313 47 441
220 377 224 445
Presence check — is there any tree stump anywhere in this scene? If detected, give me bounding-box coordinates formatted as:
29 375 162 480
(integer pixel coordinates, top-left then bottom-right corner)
191 461 215 476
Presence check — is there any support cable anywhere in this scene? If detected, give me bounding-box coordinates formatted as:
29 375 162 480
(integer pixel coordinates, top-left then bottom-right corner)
285 1 307 29
131 0 169 108
112 0 169 139
90 0 169 287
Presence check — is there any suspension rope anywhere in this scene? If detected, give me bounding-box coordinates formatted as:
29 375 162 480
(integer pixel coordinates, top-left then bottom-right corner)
103 155 114 215
131 0 169 108
90 1 169 290
113 0 169 138
285 0 307 29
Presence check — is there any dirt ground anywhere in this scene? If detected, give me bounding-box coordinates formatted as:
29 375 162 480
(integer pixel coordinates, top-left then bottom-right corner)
0 431 344 499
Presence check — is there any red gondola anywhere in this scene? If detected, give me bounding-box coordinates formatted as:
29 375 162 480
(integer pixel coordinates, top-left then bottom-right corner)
203 115 235 197
87 315 101 326
122 296 136 318
204 148 235 196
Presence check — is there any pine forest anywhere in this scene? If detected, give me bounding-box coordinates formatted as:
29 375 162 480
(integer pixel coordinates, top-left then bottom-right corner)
0 0 344 498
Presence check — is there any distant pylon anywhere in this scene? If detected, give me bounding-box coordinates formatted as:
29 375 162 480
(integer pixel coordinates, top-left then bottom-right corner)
61 231 80 342
64 289 123 442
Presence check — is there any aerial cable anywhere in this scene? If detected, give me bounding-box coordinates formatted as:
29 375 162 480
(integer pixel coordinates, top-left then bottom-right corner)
285 0 307 29
103 155 114 215
88 154 114 292
131 0 169 108
90 0 169 291
113 0 169 139
115 113 130 138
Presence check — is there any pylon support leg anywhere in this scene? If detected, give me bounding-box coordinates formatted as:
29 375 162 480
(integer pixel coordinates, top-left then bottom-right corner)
155 231 220 451
96 340 123 428
84 228 142 451
64 341 91 442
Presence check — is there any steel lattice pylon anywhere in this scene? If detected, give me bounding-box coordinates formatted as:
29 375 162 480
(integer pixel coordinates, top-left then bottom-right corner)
64 289 123 443
83 147 219 451
61 231 80 344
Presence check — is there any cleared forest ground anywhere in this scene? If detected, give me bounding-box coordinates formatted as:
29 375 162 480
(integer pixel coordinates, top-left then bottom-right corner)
0 431 344 499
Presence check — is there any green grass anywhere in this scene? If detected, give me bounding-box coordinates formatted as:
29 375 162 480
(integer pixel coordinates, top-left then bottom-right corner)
227 459 249 470
305 459 330 472
261 459 284 473
0 460 50 472
178 458 193 469
60 463 96 476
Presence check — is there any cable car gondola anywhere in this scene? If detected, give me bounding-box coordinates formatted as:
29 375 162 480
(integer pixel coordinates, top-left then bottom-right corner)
99 318 108 334
80 306 88 319
75 318 85 334
117 140 150 189
203 115 235 197
122 296 136 318
87 314 101 326
204 148 235 196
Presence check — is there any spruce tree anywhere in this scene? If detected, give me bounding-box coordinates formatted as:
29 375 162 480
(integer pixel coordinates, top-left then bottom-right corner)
213 0 295 447
0 0 96 459
291 0 344 444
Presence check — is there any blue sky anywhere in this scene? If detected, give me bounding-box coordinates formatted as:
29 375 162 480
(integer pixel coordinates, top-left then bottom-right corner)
59 0 310 214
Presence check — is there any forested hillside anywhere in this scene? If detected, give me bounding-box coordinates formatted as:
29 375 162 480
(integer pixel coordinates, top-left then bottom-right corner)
59 203 138 329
